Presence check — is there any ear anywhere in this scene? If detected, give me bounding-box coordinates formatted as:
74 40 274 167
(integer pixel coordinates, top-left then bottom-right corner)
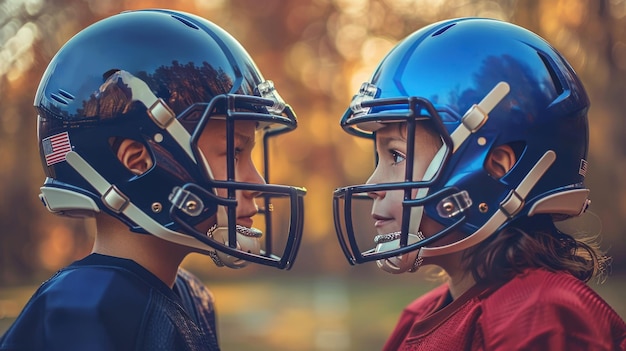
485 144 516 179
116 139 153 175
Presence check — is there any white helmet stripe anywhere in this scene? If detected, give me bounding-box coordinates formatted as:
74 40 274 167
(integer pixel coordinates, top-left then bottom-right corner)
450 82 510 153
115 70 197 164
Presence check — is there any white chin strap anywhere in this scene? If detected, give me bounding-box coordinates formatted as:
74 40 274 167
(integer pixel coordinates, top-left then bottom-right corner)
415 82 566 260
58 151 264 269
59 151 217 251
375 144 447 274
419 150 557 258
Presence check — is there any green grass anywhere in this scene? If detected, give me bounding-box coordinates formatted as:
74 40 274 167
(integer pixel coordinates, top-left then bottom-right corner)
1 275 624 351
210 276 438 351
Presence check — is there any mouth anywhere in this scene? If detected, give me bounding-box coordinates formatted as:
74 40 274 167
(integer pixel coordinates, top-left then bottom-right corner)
235 216 262 238
372 214 394 228
236 216 254 228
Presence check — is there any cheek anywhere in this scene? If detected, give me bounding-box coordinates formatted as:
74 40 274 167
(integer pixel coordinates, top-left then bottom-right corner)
386 190 405 217
199 149 227 197
197 141 229 183
371 163 406 184
410 154 433 182
214 187 227 198
420 216 453 243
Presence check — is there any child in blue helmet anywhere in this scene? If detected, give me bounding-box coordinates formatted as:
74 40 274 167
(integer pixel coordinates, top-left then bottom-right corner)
333 17 626 350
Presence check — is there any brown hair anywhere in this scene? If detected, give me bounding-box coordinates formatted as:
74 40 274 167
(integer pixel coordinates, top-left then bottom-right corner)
462 214 610 285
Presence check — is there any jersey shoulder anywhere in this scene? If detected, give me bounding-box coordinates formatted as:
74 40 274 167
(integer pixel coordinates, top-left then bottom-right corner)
1 262 151 351
176 267 215 309
485 268 612 313
479 269 626 350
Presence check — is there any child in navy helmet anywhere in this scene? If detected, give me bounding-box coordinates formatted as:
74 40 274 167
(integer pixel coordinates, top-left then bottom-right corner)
1 9 305 351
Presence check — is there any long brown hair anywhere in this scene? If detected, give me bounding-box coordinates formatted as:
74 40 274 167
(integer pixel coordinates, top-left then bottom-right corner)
462 214 610 285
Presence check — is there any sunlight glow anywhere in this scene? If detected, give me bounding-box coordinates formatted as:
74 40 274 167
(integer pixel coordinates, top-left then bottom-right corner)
2 22 38 81
24 0 43 15
194 0 225 11
38 225 75 271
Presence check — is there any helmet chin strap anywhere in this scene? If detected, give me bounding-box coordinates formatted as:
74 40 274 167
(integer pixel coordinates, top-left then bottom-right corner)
411 82 561 259
405 81 512 262
419 150 557 258
64 148 264 270
375 144 447 274
64 151 220 253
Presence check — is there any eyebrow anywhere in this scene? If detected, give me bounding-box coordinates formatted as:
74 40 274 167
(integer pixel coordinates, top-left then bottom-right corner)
234 131 254 147
377 135 405 147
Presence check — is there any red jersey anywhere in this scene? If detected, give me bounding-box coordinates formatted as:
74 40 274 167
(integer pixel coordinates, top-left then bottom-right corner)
383 269 626 351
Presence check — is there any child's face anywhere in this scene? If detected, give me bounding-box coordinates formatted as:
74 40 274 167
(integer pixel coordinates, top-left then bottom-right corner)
198 119 264 229
367 122 442 237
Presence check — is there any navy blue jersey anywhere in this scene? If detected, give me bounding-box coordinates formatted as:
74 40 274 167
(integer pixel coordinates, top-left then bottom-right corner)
0 254 220 351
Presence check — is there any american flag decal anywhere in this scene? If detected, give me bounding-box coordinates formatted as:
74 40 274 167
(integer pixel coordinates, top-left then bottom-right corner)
579 159 588 177
42 132 72 166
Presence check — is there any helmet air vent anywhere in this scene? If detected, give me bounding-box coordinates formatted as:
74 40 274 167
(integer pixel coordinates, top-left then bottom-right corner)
50 89 75 105
432 23 456 37
171 15 199 30
538 52 564 95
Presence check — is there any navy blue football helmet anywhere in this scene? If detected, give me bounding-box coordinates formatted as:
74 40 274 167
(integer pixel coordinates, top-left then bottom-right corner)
333 17 590 271
36 9 305 269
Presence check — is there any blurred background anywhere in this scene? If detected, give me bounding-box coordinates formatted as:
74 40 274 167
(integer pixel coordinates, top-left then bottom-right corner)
1 0 625 350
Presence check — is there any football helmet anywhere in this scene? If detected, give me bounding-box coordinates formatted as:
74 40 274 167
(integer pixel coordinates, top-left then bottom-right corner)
333 18 590 272
36 9 305 269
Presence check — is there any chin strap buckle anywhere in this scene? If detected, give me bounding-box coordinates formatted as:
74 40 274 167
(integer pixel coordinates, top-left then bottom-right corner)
168 186 205 217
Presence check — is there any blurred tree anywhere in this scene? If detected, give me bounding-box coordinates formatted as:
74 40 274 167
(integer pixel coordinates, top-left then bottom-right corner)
1 0 625 286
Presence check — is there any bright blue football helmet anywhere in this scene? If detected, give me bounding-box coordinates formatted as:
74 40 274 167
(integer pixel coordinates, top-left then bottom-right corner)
36 9 305 269
333 17 590 272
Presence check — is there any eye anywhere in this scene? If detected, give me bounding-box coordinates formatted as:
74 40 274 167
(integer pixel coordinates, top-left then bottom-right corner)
233 147 242 162
390 150 406 165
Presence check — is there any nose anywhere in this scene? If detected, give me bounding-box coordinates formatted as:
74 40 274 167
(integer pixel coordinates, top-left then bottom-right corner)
240 159 266 199
366 164 385 200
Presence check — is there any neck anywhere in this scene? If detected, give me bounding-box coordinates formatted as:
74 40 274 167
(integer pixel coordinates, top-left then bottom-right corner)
446 269 476 300
427 250 476 300
92 215 191 288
